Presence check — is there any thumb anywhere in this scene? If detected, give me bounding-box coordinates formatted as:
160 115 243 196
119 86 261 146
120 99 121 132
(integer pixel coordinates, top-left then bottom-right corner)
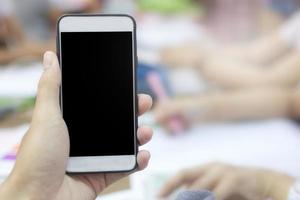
33 51 61 122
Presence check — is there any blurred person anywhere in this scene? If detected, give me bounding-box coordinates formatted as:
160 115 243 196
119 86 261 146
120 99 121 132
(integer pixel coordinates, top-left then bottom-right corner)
156 5 300 200
198 0 264 42
0 0 46 64
0 0 103 64
193 0 299 42
162 10 300 89
155 87 300 130
13 0 103 44
48 0 102 29
0 51 153 199
159 162 296 200
156 10 300 130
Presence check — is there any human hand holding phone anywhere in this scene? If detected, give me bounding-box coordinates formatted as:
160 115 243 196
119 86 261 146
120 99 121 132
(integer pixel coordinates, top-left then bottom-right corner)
0 51 153 200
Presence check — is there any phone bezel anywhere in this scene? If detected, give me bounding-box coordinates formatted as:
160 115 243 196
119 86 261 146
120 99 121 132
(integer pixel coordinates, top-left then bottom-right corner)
57 14 138 173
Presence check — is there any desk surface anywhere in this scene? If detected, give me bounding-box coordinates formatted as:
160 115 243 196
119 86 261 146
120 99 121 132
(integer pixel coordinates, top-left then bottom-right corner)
1 118 300 199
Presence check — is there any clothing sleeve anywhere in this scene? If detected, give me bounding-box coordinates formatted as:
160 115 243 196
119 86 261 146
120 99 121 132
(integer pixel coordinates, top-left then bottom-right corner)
279 12 300 50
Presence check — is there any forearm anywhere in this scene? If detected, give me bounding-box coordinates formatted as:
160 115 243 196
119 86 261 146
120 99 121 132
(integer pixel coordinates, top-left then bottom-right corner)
199 58 268 88
235 33 290 65
0 44 44 65
0 177 30 200
199 50 300 89
268 50 300 87
201 33 290 66
0 184 21 200
6 17 26 42
189 88 294 122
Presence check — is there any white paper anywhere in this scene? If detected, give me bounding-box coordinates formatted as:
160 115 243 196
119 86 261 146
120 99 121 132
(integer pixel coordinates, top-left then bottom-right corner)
0 63 42 97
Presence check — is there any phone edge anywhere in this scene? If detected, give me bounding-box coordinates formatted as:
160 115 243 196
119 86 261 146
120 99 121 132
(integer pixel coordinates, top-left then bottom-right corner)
56 14 139 174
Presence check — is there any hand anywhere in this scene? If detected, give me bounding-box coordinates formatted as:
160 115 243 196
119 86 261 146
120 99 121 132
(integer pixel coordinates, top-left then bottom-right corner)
0 51 153 200
154 98 190 133
158 162 294 200
154 96 211 131
160 45 204 68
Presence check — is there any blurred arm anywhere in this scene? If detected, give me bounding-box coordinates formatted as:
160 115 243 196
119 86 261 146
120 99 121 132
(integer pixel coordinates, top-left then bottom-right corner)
199 50 300 88
155 87 300 124
0 41 45 64
0 16 45 64
5 16 26 42
223 32 291 65
0 48 26 64
192 88 298 122
161 32 290 69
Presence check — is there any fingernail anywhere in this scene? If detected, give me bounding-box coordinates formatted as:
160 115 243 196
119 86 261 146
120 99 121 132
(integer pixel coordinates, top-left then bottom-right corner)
43 52 53 70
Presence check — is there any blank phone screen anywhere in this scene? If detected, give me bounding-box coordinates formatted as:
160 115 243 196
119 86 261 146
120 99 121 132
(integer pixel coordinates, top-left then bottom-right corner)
60 32 135 157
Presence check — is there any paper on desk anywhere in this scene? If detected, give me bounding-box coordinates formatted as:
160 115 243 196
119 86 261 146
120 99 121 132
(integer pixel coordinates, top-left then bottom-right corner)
0 63 42 97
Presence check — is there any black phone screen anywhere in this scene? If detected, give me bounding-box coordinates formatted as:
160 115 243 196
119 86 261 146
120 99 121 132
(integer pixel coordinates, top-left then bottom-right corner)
60 31 135 157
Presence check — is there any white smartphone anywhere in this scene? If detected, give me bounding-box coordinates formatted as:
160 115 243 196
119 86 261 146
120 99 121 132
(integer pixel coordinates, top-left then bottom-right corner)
57 14 138 173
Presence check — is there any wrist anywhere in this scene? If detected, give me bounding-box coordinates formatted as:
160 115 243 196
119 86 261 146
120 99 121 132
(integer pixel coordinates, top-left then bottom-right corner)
0 175 32 200
0 181 21 200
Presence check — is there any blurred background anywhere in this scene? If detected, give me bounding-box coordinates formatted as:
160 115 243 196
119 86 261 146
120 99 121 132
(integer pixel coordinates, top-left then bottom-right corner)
1 0 300 199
